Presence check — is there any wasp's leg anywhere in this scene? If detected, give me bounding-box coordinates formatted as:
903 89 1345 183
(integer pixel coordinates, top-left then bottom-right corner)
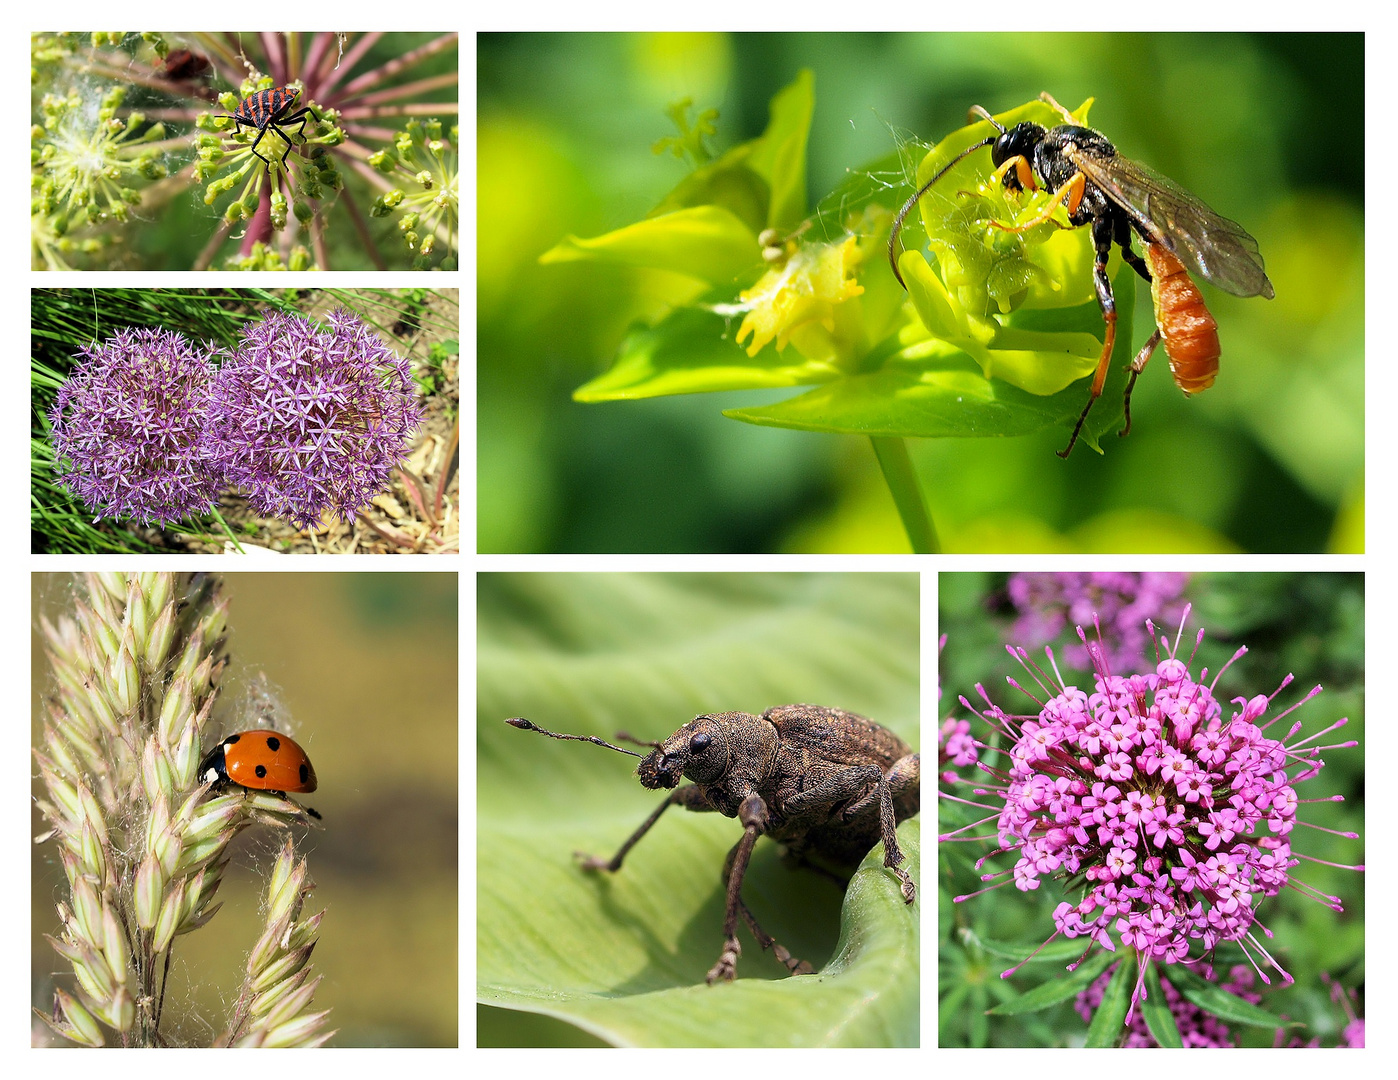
1115 217 1154 284
1059 212 1119 458
992 153 1037 194
1120 329 1164 438
991 171 1086 234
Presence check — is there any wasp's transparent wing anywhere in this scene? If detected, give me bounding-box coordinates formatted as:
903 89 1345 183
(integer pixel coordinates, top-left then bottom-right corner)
1066 147 1274 299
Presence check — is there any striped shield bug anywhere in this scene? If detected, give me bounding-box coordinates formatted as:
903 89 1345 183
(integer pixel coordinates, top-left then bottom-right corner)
220 85 321 171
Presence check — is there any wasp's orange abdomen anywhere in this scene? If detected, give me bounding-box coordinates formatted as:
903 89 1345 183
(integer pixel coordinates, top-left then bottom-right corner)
1146 244 1220 395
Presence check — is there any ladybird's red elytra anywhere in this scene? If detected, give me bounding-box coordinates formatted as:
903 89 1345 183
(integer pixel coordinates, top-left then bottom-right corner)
200 730 317 795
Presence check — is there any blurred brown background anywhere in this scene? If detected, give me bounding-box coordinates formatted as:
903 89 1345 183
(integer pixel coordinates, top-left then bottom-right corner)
31 572 459 1047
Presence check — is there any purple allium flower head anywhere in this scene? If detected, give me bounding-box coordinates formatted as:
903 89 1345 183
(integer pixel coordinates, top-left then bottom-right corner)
208 310 423 530
1008 572 1189 672
48 327 221 525
1077 962 1260 1047
948 610 1363 1018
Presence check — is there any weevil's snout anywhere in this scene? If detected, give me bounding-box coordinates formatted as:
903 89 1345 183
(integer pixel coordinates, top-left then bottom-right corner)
636 747 683 789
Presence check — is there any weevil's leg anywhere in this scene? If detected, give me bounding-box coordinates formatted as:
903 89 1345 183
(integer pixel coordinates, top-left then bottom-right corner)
1039 91 1078 125
784 763 883 818
575 784 711 873
1058 213 1119 458
836 756 919 903
706 793 769 984
737 897 814 976
717 843 815 976
1120 330 1164 438
991 172 1085 234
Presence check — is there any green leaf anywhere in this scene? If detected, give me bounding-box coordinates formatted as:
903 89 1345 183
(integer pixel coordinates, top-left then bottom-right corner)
970 934 1095 965
1083 953 1134 1046
649 143 771 234
1168 965 1290 1029
540 205 758 287
900 250 1102 395
573 306 840 402
725 268 1135 450
744 69 814 232
988 948 1114 1015
477 574 920 1047
1140 961 1184 1047
646 69 814 236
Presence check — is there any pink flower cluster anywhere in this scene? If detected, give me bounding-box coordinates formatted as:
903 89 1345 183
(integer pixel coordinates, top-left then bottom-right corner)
1008 572 1188 671
938 717 978 783
958 620 1359 981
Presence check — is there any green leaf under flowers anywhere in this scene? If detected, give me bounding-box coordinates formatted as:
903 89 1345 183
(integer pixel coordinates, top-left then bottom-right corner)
1083 953 1134 1046
1140 961 1184 1047
540 204 758 287
969 933 1098 965
1167 965 1291 1029
648 143 771 235
725 267 1135 450
987 948 1114 1015
477 573 920 1047
573 305 843 402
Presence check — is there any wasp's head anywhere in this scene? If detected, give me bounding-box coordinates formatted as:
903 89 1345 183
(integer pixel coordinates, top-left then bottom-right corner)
989 122 1047 191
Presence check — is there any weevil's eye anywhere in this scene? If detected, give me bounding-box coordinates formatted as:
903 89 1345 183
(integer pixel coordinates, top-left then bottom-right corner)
689 732 711 754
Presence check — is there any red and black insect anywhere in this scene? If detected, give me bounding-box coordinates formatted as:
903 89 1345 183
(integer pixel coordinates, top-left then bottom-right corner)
159 48 212 84
889 92 1274 458
219 85 320 171
200 729 321 819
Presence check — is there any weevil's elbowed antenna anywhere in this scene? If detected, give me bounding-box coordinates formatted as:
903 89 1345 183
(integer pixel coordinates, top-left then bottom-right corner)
505 717 642 757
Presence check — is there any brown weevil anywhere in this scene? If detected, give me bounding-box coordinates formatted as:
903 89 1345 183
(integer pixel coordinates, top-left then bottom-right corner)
506 704 919 984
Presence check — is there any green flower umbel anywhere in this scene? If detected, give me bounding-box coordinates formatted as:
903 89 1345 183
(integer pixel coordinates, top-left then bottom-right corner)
369 119 459 269
31 86 170 269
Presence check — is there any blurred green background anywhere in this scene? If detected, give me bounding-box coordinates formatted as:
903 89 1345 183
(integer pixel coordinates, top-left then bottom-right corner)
479 32 1363 553
32 573 458 1046
938 572 1364 1046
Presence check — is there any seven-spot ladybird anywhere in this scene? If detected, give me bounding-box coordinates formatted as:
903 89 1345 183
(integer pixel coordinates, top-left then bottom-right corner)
200 730 318 795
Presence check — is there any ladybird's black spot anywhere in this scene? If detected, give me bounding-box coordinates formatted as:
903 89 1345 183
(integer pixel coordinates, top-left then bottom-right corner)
299 764 309 783
225 733 242 746
266 736 281 751
255 764 268 779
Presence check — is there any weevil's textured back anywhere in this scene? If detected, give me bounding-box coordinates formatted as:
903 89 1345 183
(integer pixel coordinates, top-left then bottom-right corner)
762 704 911 768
